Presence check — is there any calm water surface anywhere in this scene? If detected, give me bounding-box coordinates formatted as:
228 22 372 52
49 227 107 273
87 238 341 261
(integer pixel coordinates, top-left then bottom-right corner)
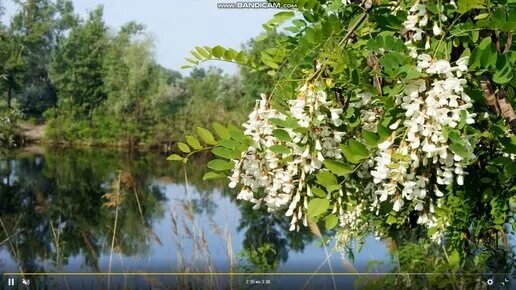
0 149 390 286
0 148 512 289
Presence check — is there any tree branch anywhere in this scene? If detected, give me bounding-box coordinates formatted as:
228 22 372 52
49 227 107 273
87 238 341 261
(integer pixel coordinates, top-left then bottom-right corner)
496 90 516 134
480 76 501 115
480 76 516 134
503 32 512 54
367 53 383 95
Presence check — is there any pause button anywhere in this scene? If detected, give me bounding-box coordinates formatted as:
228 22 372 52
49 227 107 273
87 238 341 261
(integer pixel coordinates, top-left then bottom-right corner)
7 278 15 286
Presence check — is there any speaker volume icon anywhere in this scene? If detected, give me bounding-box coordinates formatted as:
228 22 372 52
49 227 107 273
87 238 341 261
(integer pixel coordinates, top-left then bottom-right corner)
22 279 30 286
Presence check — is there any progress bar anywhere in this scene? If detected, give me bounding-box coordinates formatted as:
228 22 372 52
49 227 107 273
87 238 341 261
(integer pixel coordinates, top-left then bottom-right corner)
3 272 514 276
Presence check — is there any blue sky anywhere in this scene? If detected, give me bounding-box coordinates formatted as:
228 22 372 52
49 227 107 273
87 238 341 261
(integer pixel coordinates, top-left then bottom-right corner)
2 0 278 74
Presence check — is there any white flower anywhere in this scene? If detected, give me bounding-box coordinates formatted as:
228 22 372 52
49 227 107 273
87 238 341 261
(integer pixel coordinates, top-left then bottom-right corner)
389 119 402 130
378 139 393 151
433 23 442 36
427 60 451 74
419 15 428 26
393 197 404 212
456 57 469 72
403 15 419 30
237 188 253 200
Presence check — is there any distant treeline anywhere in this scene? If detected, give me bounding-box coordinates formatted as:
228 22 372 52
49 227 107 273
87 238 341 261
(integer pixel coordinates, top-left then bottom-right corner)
0 0 273 148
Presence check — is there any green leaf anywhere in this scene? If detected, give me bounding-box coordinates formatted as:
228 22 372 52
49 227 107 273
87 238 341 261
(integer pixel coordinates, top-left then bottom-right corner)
272 129 291 142
470 37 491 69
386 215 397 225
207 159 234 171
224 48 238 61
178 142 191 153
480 43 497 68
260 52 279 69
323 160 353 176
213 122 230 140
449 143 470 159
212 45 226 58
212 147 240 159
218 139 241 149
341 140 370 164
228 125 247 142
307 198 330 219
377 125 391 141
167 154 183 161
196 46 210 58
493 55 513 84
269 144 291 154
349 140 369 156
449 250 460 269
202 171 226 181
263 11 295 31
324 214 338 231
316 171 340 192
474 13 489 20
500 21 516 32
311 186 327 198
362 129 380 147
185 135 202 150
457 0 485 14
197 127 217 145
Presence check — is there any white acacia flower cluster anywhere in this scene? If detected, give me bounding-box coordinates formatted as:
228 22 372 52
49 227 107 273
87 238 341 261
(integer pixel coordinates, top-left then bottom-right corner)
403 1 452 53
351 92 382 132
368 53 475 238
229 82 346 231
335 202 367 249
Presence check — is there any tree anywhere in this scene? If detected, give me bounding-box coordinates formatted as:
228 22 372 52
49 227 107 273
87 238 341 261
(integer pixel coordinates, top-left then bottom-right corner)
171 0 516 283
50 6 107 114
6 0 76 114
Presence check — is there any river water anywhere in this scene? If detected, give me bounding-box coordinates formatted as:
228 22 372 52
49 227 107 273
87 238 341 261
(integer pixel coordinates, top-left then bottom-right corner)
0 148 512 289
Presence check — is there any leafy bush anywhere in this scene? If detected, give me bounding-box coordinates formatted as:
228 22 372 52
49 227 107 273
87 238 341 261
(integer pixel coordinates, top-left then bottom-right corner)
0 108 21 148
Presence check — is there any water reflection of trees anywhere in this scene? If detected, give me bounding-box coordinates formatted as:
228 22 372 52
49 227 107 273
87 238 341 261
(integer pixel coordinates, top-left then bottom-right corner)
0 148 315 275
0 149 167 272
0 148 512 289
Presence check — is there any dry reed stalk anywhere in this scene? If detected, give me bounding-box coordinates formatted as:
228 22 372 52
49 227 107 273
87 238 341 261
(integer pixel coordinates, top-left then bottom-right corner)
224 218 236 289
107 171 122 290
181 165 219 290
0 216 24 277
307 221 337 290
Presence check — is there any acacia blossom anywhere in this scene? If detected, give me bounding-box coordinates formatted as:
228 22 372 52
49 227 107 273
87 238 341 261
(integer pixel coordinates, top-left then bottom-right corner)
403 1 448 55
365 2 476 243
229 82 345 231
